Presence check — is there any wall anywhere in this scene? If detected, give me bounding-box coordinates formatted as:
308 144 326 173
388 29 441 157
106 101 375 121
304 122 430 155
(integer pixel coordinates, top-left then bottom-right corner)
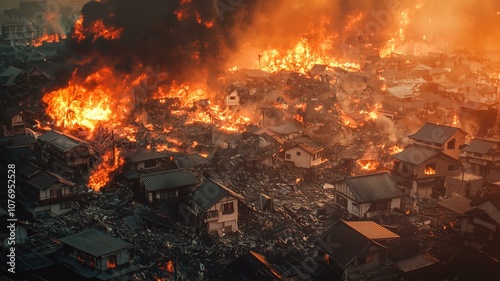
39 185 74 201
285 146 312 168
206 196 239 235
33 201 74 218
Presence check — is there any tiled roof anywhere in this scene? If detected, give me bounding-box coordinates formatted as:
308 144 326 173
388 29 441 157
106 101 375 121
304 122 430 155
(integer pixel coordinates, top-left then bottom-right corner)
463 139 498 154
392 145 440 165
59 229 134 257
342 172 405 203
124 149 170 163
437 195 472 214
140 168 199 192
38 130 88 152
269 122 306 136
409 123 465 144
344 220 400 240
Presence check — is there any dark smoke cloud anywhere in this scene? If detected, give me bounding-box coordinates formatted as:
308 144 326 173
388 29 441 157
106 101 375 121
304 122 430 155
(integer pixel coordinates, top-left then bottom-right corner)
65 0 259 83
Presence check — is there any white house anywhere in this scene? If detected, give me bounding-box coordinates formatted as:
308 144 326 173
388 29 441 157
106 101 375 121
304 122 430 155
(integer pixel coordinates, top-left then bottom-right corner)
333 172 405 218
190 178 244 236
284 141 324 168
225 90 240 108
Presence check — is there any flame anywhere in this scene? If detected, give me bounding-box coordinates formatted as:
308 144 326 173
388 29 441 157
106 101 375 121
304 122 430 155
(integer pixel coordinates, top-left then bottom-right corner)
259 37 360 74
424 166 436 175
88 148 124 191
452 112 460 126
357 160 379 171
72 16 123 42
42 67 134 137
33 33 65 47
389 145 403 155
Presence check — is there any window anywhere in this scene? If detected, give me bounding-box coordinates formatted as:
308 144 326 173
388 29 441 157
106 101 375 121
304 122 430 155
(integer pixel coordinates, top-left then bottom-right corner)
107 255 117 269
76 250 96 268
296 151 301 156
60 201 72 210
159 191 177 202
229 96 236 100
221 202 234 214
447 139 456 150
473 152 483 158
351 204 359 214
208 210 218 218
144 159 156 168
355 254 374 265
424 164 436 175
448 164 459 171
336 194 348 208
369 200 390 211
50 188 62 199
286 153 291 159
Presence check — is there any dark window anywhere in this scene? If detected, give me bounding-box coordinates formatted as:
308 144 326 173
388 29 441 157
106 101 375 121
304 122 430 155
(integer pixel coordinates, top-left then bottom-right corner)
159 191 177 202
50 188 62 199
355 255 374 265
144 159 156 168
473 152 483 157
208 210 218 218
60 201 72 210
336 194 348 208
447 138 456 150
229 96 236 100
370 200 390 211
221 202 234 214
296 151 301 156
286 154 291 159
448 165 459 171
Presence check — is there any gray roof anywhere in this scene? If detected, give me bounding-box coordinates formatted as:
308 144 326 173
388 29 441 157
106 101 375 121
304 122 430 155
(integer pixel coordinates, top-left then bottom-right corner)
192 179 244 210
462 139 497 154
409 123 465 144
59 229 134 257
38 130 87 152
124 149 170 163
27 169 75 190
0 65 22 78
437 195 472 214
392 145 440 165
140 168 199 192
343 172 404 203
317 221 372 268
176 154 210 168
269 122 306 136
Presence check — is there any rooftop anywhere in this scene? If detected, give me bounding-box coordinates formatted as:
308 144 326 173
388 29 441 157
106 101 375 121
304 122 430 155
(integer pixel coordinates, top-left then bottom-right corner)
341 172 405 203
59 229 134 257
140 168 199 192
344 220 400 240
192 178 244 210
409 123 465 144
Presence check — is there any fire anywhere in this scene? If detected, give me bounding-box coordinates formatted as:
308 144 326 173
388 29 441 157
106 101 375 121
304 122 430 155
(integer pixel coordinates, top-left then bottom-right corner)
389 145 403 155
88 148 124 191
452 112 460 126
424 166 436 175
259 37 360 74
72 16 123 42
33 33 66 47
42 67 134 136
357 160 379 171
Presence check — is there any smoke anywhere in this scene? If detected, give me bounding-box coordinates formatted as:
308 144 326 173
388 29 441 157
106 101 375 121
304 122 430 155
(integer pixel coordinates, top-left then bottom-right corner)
65 0 260 84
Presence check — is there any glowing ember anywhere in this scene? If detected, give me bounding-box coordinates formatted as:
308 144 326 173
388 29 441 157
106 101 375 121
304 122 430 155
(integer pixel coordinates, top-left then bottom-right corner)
389 145 403 155
424 166 436 175
357 160 379 171
33 33 66 47
88 148 124 191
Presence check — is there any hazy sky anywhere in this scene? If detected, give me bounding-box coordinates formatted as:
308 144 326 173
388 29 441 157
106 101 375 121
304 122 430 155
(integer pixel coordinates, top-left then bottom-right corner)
0 0 89 12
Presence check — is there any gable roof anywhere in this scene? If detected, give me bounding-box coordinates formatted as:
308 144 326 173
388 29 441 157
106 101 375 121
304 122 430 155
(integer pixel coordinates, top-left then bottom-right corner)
463 139 498 154
175 154 210 168
387 85 415 99
392 145 440 165
409 123 465 144
59 229 134 257
316 221 372 268
191 178 244 210
437 195 472 214
288 141 324 155
140 168 199 192
342 172 404 203
344 220 400 240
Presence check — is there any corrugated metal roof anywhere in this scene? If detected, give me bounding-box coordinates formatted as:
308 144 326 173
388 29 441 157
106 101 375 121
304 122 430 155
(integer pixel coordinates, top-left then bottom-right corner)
344 221 400 240
39 130 87 152
28 171 58 190
392 145 440 165
140 168 199 192
463 139 497 154
437 195 472 214
409 123 464 144
59 229 134 257
192 179 243 210
344 172 405 203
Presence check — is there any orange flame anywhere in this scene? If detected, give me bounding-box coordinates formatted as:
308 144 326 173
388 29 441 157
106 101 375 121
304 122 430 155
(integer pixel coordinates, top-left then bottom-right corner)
88 148 124 191
72 16 123 42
